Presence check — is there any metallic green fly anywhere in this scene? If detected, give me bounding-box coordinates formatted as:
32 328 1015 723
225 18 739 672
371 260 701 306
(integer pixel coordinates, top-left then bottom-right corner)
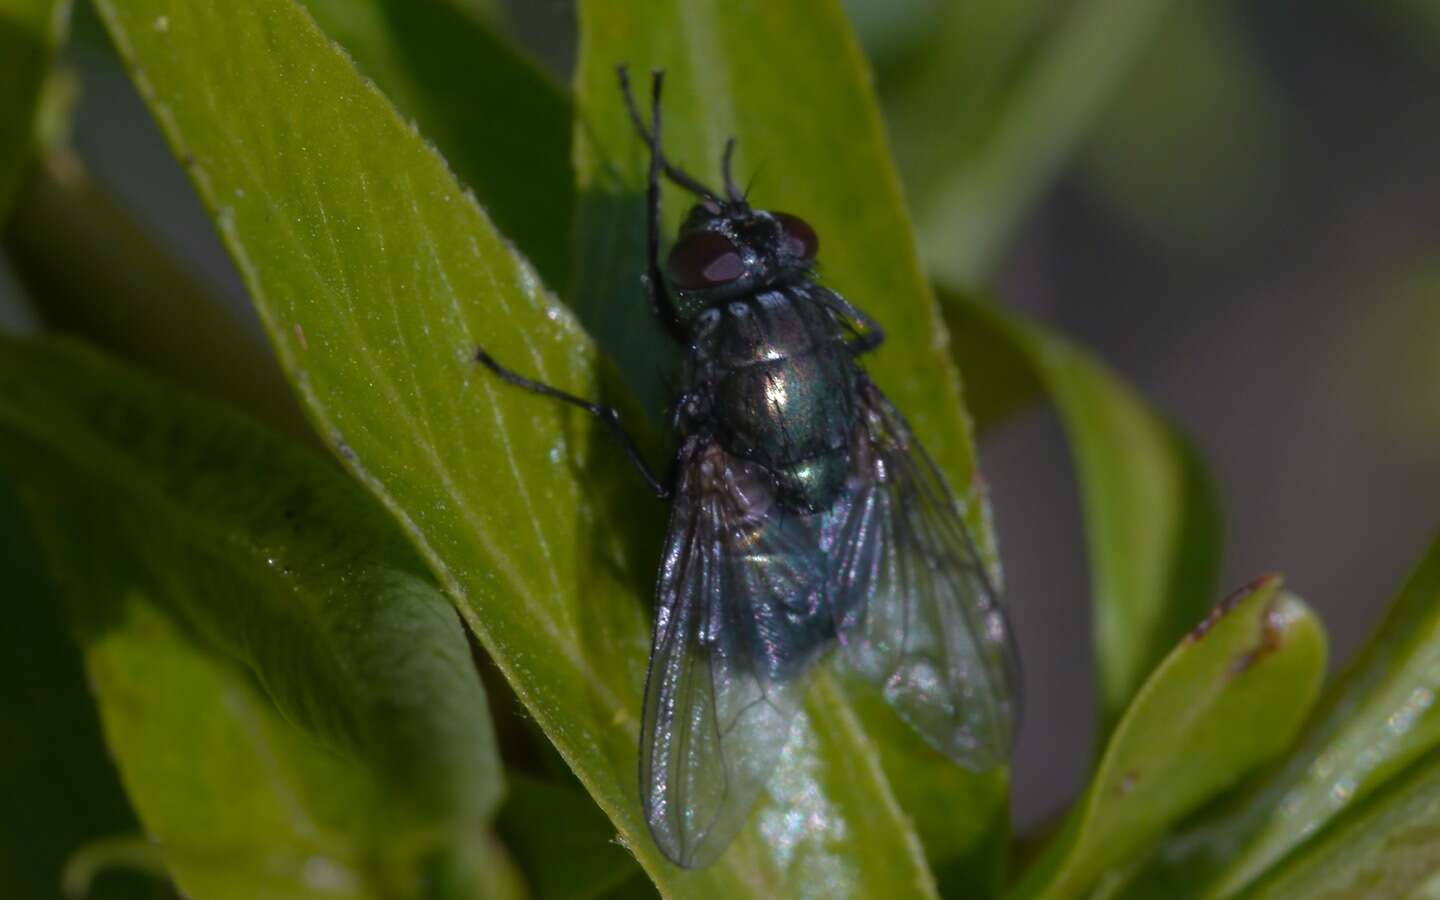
476 67 1021 869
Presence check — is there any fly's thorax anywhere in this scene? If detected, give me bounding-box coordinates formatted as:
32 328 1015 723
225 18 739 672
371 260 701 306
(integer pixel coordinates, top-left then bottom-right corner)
688 287 858 514
713 290 816 367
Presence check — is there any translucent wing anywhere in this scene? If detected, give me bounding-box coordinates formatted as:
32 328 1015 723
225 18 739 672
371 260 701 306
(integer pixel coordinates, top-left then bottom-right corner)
641 440 831 868
828 379 1021 768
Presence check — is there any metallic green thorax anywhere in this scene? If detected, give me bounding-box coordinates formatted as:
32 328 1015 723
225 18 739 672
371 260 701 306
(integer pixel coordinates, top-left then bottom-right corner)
686 285 858 513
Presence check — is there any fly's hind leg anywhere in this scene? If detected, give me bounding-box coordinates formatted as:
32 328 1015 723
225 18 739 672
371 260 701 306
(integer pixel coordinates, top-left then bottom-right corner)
475 347 671 498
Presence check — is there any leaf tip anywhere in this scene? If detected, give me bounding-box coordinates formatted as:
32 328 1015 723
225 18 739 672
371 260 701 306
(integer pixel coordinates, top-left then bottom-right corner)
1187 573 1284 641
1228 600 1289 676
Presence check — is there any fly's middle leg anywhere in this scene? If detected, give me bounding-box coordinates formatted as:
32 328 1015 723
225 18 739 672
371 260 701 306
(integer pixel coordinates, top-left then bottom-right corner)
474 347 671 498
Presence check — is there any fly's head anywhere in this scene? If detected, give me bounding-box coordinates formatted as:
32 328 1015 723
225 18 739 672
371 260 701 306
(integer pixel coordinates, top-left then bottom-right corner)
665 199 819 321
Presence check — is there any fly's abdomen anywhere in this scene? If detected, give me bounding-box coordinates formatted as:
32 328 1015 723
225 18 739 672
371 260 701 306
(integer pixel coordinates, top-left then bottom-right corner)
724 508 837 682
711 290 856 512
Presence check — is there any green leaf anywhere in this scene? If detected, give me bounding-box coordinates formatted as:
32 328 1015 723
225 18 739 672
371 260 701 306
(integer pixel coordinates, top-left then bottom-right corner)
91 0 962 893
875 0 1055 222
879 0 1181 287
1009 576 1327 900
573 2 1007 890
0 472 149 900
944 295 1222 726
495 774 642 900
5 159 315 444
0 337 509 899
1115 534 1440 899
1241 747 1440 900
442 0 507 32
297 0 574 290
0 0 66 219
1076 1 1297 259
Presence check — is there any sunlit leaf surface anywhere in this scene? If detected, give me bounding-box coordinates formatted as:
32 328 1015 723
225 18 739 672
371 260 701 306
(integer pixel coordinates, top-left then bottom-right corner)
1243 748 1440 899
90 0 965 893
298 0 574 290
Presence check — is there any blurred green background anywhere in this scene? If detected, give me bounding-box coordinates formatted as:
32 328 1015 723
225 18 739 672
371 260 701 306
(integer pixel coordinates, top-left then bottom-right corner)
2 0 1437 848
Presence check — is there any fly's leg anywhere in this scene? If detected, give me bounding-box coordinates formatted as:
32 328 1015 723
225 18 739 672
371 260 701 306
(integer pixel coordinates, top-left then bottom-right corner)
617 66 724 203
848 328 886 356
618 67 750 340
475 347 671 498
807 287 887 355
618 66 692 343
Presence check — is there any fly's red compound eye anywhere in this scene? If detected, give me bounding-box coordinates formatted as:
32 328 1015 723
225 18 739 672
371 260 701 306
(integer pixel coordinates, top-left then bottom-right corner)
774 213 819 262
667 230 747 290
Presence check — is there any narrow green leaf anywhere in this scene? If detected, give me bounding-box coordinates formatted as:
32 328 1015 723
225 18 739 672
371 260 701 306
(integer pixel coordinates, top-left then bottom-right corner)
884 0 1180 287
1077 1 1297 258
0 337 509 899
0 0 66 218
91 0 952 894
573 2 1007 890
945 295 1222 726
297 0 574 290
1009 576 1327 900
1242 748 1440 900
1114 535 1440 899
876 0 1056 218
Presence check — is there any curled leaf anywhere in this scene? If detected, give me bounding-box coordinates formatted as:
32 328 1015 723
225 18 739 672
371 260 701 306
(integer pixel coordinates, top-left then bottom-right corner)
1009 576 1326 900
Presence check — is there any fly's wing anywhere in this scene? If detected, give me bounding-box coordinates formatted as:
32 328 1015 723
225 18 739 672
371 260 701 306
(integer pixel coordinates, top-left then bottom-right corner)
641 444 825 868
828 380 1021 768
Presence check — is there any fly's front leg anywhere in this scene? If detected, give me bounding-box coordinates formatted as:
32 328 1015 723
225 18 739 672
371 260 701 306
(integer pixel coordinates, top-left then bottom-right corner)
475 347 671 498
808 287 886 355
618 66 688 343
847 327 885 356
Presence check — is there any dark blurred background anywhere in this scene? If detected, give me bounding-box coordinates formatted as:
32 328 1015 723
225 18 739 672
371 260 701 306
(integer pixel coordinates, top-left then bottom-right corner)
3 0 1436 832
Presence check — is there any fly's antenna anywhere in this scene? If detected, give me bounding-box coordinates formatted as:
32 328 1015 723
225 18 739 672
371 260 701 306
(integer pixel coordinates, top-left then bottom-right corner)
721 137 743 203
616 65 723 204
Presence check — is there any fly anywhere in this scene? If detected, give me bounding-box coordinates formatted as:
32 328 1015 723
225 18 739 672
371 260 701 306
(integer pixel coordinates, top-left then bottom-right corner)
475 67 1021 869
